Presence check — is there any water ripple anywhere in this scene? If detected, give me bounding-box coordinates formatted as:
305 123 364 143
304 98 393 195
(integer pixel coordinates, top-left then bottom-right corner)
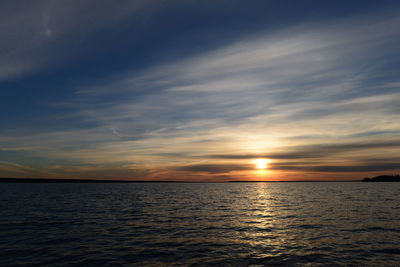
1 182 400 266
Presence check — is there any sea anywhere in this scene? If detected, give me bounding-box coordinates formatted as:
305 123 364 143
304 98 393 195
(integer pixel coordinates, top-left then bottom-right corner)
1 182 400 266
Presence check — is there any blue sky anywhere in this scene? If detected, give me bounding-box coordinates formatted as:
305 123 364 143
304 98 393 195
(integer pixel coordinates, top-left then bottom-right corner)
1 0 400 180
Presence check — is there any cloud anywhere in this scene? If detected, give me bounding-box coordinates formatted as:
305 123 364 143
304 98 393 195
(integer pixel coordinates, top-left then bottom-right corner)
177 164 252 173
0 0 169 81
0 161 36 175
310 164 400 172
72 11 400 136
45 164 151 180
206 140 400 160
175 159 400 175
269 161 400 173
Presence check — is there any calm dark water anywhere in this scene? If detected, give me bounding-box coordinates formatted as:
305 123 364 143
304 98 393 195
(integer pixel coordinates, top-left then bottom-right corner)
1 182 400 266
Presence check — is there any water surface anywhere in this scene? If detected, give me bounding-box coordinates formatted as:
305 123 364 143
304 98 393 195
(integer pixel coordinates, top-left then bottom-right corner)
1 182 400 266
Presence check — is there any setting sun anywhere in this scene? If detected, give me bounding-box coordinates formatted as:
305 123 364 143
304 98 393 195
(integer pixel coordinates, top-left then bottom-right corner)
254 159 269 169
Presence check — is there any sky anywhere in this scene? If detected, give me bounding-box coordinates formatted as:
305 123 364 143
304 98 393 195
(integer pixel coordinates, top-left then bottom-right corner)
1 0 400 181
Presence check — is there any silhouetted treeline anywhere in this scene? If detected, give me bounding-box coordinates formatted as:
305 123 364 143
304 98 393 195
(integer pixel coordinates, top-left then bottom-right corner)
363 175 400 182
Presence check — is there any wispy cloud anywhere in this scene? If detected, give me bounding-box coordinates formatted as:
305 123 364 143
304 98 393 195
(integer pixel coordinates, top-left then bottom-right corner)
206 140 400 160
1 7 400 179
177 164 253 174
0 0 168 81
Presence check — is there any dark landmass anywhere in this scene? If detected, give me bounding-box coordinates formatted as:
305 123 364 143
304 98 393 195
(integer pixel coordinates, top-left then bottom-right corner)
0 178 185 183
363 175 400 182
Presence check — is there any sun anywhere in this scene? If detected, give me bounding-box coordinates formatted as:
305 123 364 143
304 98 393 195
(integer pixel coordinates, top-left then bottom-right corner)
254 158 269 169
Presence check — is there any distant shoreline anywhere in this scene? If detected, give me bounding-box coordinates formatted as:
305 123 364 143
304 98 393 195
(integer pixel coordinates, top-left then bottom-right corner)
0 177 362 183
0 178 185 183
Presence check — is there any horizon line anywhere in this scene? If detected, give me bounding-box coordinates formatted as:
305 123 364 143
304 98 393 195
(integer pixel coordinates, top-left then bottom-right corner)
0 177 364 183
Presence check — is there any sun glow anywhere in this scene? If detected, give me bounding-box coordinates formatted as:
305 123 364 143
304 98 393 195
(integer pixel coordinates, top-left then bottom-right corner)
254 158 269 169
